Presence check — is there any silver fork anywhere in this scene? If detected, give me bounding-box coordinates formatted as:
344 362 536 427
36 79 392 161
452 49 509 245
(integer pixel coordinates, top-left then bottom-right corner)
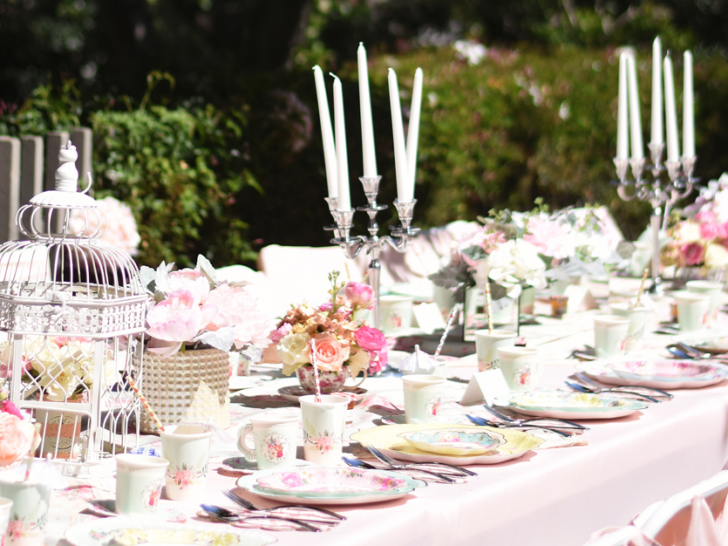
366 446 475 478
574 372 673 400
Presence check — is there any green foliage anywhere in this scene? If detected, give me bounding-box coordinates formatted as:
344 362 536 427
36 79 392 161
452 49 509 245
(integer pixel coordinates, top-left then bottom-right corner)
91 99 259 268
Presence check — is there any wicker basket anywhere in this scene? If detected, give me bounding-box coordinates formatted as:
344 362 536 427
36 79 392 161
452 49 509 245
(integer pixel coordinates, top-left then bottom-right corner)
135 348 230 433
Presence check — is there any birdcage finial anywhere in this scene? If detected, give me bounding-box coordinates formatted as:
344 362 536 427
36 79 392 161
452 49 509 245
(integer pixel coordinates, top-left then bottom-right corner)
55 140 78 192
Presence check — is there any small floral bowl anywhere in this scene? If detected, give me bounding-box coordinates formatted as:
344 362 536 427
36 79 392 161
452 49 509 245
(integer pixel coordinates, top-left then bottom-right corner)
398 428 506 456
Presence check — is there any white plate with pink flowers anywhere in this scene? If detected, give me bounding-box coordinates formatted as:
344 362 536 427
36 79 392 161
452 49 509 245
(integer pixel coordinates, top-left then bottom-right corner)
578 358 728 389
236 467 425 505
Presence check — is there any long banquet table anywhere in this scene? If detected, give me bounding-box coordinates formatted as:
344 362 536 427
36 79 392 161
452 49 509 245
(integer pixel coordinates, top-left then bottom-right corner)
52 280 728 546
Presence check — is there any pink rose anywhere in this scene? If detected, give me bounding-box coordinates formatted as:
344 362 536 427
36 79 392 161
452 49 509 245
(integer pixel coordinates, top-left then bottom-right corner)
354 326 386 352
311 334 349 371
369 348 387 374
345 282 374 308
681 242 705 266
1 400 23 420
696 211 717 224
0 413 35 467
146 289 206 342
700 222 726 240
269 323 292 344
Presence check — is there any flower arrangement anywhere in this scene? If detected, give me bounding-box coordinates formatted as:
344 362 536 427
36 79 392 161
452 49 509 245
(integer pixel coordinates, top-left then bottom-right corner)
69 196 141 256
0 386 38 467
662 173 728 271
270 272 387 379
140 255 273 359
0 336 118 402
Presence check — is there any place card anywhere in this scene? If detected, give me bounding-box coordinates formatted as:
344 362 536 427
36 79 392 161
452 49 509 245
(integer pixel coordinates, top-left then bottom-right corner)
564 285 598 314
459 369 511 406
412 302 447 334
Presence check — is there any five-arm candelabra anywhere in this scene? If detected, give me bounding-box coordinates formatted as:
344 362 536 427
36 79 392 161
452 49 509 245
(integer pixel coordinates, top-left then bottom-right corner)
324 176 421 329
615 143 697 295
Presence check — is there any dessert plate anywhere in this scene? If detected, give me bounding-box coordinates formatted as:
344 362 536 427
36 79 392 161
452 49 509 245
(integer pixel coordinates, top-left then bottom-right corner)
254 467 413 497
578 358 728 389
351 423 542 466
398 428 506 456
236 467 425 506
65 518 275 546
500 391 648 420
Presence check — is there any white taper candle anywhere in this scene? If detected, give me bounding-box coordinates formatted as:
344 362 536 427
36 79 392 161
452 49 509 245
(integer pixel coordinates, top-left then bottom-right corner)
651 37 663 146
664 53 680 163
405 68 423 200
331 74 351 211
313 66 338 199
617 53 629 160
683 50 695 158
627 54 644 160
357 43 377 178
388 68 409 203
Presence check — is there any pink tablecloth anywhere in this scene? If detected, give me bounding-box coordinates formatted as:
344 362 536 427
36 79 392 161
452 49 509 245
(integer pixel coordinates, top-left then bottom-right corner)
193 365 728 546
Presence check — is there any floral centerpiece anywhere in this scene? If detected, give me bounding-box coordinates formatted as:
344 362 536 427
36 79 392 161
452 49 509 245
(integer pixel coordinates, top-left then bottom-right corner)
270 272 387 392
0 390 38 467
662 173 728 273
140 255 273 359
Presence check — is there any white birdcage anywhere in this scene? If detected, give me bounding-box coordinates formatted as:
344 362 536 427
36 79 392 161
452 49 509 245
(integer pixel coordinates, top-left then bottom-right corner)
0 141 148 466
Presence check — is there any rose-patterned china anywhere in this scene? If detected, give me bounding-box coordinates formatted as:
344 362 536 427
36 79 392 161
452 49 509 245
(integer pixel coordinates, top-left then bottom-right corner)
236 467 425 505
299 395 348 465
475 329 517 372
295 366 366 394
379 295 413 336
64 518 275 546
497 347 542 392
0 497 12 542
402 375 445 424
593 315 631 358
0 472 51 546
351 423 543 466
398 428 507 456
159 424 212 502
578 358 728 389
114 455 169 516
238 414 299 471
499 391 648 420
610 303 649 351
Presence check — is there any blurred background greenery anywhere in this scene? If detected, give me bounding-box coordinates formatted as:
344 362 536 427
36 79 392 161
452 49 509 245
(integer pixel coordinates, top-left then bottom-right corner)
1 0 727 267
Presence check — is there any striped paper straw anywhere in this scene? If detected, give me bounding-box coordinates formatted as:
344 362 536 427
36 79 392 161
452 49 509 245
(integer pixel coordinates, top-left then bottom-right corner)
486 282 494 333
310 339 322 403
126 376 165 432
434 303 461 357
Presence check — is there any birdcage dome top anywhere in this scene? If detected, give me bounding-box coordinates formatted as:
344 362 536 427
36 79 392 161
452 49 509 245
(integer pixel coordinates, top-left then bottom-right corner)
0 142 148 338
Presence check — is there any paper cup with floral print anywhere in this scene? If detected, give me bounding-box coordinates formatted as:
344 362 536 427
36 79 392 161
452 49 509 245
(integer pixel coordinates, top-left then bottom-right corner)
402 375 446 424
115 454 169 515
675 291 711 332
379 295 413 336
497 347 542 392
686 281 723 326
475 329 517 372
238 413 299 470
160 424 212 502
0 498 12 543
299 395 348 466
593 315 631 358
610 303 648 351
0 473 49 546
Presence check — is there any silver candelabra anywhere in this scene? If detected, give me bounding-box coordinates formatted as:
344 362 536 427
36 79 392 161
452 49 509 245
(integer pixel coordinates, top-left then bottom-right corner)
324 176 421 328
615 143 697 295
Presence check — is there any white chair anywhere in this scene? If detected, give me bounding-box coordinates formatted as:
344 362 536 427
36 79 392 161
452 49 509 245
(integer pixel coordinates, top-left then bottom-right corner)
637 470 728 545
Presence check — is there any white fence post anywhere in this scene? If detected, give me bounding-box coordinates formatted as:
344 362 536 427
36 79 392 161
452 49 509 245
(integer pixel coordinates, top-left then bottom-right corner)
0 137 21 243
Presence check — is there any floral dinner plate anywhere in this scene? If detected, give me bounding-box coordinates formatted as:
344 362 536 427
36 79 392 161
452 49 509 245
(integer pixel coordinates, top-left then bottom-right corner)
578 358 728 389
253 467 414 497
65 517 276 546
398 428 506 456
500 391 648 420
351 423 542 466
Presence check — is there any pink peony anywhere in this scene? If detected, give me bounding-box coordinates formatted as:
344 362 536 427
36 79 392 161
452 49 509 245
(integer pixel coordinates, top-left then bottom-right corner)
369 347 387 374
354 326 386 352
167 269 211 300
700 222 727 240
345 282 374 308
203 284 272 350
146 289 207 342
0 412 35 467
524 217 573 260
696 211 718 224
681 242 705 266
311 334 349 371
69 196 141 255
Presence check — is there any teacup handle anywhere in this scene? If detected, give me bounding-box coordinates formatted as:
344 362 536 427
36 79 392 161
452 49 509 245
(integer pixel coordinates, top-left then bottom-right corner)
344 369 367 390
237 423 256 462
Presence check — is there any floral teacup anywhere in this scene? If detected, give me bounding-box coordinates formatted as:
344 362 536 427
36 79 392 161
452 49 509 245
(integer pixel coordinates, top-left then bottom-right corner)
0 472 50 546
160 424 212 502
238 413 299 470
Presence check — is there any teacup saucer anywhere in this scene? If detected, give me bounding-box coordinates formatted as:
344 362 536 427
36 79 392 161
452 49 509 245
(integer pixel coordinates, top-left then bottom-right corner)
277 386 367 404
